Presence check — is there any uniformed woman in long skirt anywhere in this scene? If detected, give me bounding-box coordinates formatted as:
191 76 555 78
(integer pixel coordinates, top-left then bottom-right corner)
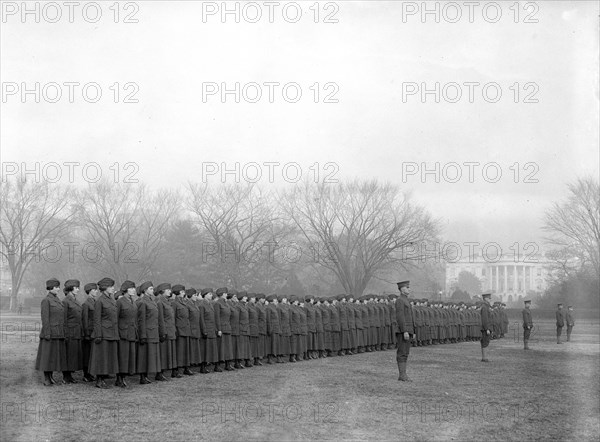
155 283 176 380
198 288 218 373
89 278 119 389
214 288 234 371
35 278 67 386
81 283 98 382
185 288 201 370
116 280 138 388
172 284 194 376
136 281 162 384
62 279 83 383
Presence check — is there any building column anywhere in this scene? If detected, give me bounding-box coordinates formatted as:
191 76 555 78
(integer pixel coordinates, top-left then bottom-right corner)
495 266 499 292
504 265 508 294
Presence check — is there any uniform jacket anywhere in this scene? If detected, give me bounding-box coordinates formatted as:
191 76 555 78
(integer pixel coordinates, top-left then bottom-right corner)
329 305 341 332
136 295 164 343
278 304 292 337
117 296 138 341
214 298 232 334
480 303 491 331
238 303 250 336
198 299 217 337
40 293 65 339
256 303 267 335
229 302 241 336
266 303 281 335
566 311 575 326
187 298 201 338
93 292 119 341
158 296 177 340
395 295 414 334
290 304 302 334
522 308 533 328
173 297 191 337
306 304 317 333
82 296 95 339
248 303 259 337
556 310 565 327
63 295 83 339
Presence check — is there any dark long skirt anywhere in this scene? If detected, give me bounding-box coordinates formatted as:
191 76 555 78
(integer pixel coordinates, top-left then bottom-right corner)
89 340 119 376
341 330 350 349
279 334 290 355
137 342 161 374
63 339 83 371
160 339 177 369
315 331 325 350
324 331 332 350
203 337 218 363
268 333 279 356
82 339 92 371
257 335 266 358
369 327 377 345
118 339 137 374
349 329 357 348
299 334 307 354
250 336 259 358
290 335 299 355
35 339 67 372
331 331 341 351
356 329 364 347
236 335 250 359
217 334 233 361
190 337 201 365
176 336 191 367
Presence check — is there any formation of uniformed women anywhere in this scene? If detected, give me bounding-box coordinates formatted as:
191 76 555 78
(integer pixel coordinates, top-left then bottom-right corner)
36 277 492 388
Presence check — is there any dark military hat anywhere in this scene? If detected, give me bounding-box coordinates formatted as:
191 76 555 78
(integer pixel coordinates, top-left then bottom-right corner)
247 292 257 299
557 303 563 307
481 291 492 298
200 288 213 296
304 295 313 302
289 295 298 303
226 290 237 299
84 282 98 293
524 300 531 304
215 287 228 295
46 278 60 290
120 280 136 291
256 293 265 299
64 279 80 290
172 284 185 294
139 281 153 294
266 294 277 302
156 283 171 293
186 288 197 297
397 280 410 289
98 277 115 291
236 290 248 300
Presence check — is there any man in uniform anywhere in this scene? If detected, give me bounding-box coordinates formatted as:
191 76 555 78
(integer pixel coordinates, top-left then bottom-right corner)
566 306 575 342
395 280 415 381
479 292 492 362
556 303 565 344
522 300 533 350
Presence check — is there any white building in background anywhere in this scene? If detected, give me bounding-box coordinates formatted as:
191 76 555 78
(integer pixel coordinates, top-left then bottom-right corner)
445 253 551 302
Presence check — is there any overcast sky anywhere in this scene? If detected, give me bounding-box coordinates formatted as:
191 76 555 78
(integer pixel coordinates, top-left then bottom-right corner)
1 1 598 251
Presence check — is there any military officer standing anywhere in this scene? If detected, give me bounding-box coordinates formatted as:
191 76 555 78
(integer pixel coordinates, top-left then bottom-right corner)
479 292 492 362
81 283 98 382
522 300 533 350
556 303 565 344
395 280 415 381
566 306 575 342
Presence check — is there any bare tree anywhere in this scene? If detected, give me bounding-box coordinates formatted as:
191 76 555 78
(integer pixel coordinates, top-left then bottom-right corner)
0 179 75 310
280 179 440 296
187 183 293 290
543 177 600 280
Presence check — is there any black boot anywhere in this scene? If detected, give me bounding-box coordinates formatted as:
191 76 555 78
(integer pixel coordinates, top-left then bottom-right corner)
156 371 170 381
245 359 253 368
121 374 129 388
183 367 195 375
115 374 123 387
140 373 152 384
214 363 223 372
83 371 95 382
199 363 209 374
96 375 108 389
43 372 53 386
63 371 77 384
225 361 235 371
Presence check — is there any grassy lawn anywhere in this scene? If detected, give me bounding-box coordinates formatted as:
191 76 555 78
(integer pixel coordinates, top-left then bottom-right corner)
1 316 598 441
